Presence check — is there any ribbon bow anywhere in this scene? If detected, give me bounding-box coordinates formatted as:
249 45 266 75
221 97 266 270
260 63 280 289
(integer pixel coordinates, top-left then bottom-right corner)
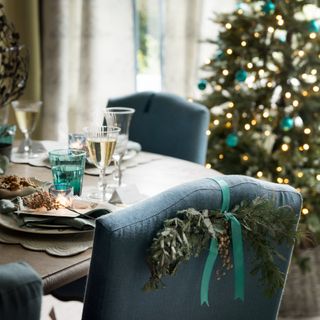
200 177 244 306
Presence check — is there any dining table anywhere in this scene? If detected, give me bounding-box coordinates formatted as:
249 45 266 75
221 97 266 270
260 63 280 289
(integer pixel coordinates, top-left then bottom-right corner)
0 141 220 294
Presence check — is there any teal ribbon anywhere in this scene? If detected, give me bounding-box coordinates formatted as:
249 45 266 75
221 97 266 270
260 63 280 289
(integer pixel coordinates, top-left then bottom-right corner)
200 177 244 306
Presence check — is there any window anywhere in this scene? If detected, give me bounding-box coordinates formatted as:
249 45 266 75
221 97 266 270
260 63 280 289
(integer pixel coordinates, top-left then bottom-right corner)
133 0 163 92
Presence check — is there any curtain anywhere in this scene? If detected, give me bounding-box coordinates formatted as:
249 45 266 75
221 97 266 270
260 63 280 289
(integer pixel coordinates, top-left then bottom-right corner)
41 0 135 141
162 0 204 98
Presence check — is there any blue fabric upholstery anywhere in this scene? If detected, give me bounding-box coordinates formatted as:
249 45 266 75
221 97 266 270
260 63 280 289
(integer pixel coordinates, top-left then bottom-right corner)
0 262 43 320
107 92 210 164
82 175 301 320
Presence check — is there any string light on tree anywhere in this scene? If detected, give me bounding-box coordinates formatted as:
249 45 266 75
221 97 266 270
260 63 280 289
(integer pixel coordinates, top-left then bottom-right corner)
281 143 289 151
281 116 294 131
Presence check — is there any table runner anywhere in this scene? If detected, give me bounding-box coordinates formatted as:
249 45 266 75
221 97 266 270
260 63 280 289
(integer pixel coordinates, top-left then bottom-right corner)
0 226 93 256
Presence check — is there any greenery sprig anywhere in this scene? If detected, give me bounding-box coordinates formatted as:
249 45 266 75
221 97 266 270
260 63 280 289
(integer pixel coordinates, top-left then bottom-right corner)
144 198 298 298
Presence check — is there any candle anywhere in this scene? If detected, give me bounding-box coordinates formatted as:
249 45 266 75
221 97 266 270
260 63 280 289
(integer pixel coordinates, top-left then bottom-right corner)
49 184 74 208
68 133 86 151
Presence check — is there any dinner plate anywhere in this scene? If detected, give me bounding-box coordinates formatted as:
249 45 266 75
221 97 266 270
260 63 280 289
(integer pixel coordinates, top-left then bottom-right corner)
0 212 93 235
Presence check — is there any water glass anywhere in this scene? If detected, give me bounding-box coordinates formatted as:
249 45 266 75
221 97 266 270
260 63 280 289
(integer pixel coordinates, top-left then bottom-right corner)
48 149 86 196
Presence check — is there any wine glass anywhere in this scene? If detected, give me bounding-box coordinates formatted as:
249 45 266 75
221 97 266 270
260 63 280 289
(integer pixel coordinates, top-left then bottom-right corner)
84 126 120 201
104 107 135 187
11 100 42 157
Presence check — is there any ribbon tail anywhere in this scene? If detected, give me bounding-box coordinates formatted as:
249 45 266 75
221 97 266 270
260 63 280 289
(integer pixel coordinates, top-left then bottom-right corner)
230 216 245 301
200 238 219 306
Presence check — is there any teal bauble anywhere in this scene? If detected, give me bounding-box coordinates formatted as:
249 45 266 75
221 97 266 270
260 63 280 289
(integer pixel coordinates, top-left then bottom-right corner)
309 20 319 33
226 133 239 147
235 69 247 82
216 50 224 60
281 116 294 131
197 79 207 90
262 1 275 14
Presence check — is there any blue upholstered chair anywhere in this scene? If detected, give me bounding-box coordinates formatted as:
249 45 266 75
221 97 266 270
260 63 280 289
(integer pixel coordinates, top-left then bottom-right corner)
107 92 210 164
81 175 301 320
0 262 43 320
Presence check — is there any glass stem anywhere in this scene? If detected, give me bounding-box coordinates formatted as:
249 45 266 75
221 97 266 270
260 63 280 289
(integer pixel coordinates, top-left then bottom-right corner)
99 167 107 201
24 133 31 152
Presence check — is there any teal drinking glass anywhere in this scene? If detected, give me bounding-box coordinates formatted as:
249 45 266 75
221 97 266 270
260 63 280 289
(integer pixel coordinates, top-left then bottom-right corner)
48 149 86 196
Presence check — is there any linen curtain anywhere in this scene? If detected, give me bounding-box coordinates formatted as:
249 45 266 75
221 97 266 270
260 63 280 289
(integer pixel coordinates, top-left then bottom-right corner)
41 0 136 141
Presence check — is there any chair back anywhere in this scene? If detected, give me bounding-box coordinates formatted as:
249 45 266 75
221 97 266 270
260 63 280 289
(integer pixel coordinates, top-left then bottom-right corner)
82 175 301 320
0 262 42 320
107 92 210 164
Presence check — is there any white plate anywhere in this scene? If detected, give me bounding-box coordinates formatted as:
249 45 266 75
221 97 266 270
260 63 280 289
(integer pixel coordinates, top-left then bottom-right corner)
0 212 93 235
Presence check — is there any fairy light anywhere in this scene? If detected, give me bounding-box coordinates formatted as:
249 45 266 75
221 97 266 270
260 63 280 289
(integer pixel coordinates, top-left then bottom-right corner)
241 41 247 47
281 143 289 151
263 110 269 118
299 146 304 151
215 85 222 91
303 143 310 150
284 178 289 184
222 69 229 76
297 172 304 178
256 171 263 178
264 130 271 136
311 69 317 75
285 92 292 99
254 32 260 38
237 9 244 15
206 130 211 136
205 58 211 65
304 128 311 134
268 26 275 33
276 15 282 20
302 73 308 80
247 62 253 69
206 163 212 169
226 48 233 55
293 100 299 107
276 166 282 172
226 112 233 119
244 123 251 130
298 50 305 57
267 81 273 88
258 69 265 76
218 154 224 160
235 84 241 91
251 119 257 125
310 32 317 39
242 155 249 161
302 90 308 96
228 102 235 108
316 174 320 181
302 208 309 215
225 23 232 29
225 121 232 128
242 112 248 118
213 119 220 125
277 177 284 183
313 86 319 92
277 19 284 26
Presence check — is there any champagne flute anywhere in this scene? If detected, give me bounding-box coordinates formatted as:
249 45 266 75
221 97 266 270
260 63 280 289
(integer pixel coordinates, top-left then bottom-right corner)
11 100 42 157
84 126 120 201
104 107 135 187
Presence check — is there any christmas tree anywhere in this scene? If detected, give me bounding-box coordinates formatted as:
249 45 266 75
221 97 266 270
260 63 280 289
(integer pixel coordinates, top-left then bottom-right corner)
199 0 320 251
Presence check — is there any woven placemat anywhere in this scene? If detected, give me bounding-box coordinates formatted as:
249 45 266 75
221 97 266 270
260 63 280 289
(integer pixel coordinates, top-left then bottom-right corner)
0 226 93 256
279 246 320 318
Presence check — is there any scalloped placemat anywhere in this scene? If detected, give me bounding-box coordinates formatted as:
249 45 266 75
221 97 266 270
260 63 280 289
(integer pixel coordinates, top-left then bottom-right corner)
0 226 93 256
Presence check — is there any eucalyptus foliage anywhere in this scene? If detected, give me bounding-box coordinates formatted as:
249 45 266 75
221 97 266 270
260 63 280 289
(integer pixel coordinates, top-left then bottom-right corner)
145 198 297 298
